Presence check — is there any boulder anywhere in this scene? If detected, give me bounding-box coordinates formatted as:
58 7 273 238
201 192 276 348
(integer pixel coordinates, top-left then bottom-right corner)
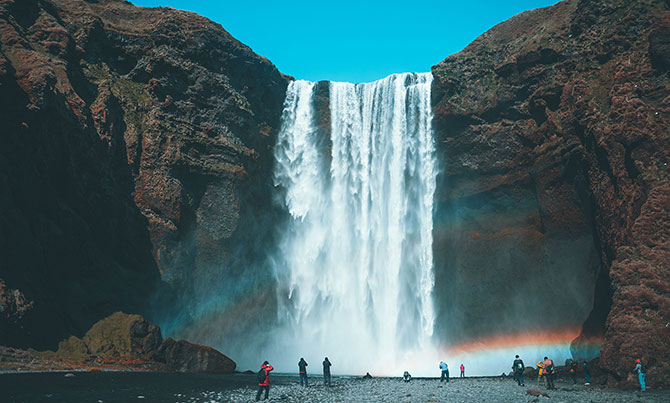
82 312 162 359
526 389 549 398
55 336 90 363
154 337 236 373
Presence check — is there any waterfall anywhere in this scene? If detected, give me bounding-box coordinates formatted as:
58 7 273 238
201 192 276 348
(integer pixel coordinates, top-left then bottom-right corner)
272 73 437 375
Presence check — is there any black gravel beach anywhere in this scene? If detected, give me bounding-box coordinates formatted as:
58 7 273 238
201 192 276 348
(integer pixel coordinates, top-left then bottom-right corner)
2 372 668 403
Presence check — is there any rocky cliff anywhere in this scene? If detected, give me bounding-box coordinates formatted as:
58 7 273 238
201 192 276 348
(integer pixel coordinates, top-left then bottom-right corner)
1 0 667 388
0 0 287 350
432 0 669 387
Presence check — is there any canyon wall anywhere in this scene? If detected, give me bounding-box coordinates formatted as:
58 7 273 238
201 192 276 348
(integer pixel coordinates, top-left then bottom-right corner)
0 0 287 349
432 0 669 387
1 0 668 387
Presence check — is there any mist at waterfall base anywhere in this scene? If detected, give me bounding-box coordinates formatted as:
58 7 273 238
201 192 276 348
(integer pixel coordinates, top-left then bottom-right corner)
268 73 437 376
158 72 597 377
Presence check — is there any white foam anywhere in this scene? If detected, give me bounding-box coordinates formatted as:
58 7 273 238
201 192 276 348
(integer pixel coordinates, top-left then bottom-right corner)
271 73 437 375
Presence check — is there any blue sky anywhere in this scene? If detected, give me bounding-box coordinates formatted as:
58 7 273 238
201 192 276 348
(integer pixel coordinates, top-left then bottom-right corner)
131 1 559 83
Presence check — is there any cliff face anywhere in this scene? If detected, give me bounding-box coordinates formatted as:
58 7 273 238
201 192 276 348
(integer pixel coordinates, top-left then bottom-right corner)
432 0 669 387
2 0 667 387
0 0 287 349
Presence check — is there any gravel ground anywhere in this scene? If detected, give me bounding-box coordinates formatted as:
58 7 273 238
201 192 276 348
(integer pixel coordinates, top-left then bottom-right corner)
179 377 669 403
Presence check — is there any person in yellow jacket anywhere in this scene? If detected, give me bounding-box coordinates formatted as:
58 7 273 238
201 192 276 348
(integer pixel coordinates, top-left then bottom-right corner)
536 361 546 386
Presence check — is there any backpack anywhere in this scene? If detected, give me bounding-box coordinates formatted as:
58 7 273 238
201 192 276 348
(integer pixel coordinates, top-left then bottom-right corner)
640 364 646 374
257 368 267 383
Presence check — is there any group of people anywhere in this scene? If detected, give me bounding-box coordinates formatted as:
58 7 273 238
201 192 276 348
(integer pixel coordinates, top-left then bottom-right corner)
255 355 648 400
512 355 647 391
512 355 574 390
297 357 332 387
512 355 560 389
255 357 332 401
403 362 465 383
436 361 466 382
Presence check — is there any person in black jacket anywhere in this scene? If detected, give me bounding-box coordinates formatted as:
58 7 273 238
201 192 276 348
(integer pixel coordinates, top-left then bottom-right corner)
543 357 555 390
512 355 525 386
403 371 412 382
583 361 591 385
298 358 308 387
323 357 332 386
569 361 577 384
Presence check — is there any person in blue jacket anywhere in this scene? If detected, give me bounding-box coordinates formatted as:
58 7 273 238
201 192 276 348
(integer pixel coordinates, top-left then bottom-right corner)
439 361 449 382
633 358 646 391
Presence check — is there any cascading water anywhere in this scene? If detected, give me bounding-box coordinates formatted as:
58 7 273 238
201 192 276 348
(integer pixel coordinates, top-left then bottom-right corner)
272 73 438 375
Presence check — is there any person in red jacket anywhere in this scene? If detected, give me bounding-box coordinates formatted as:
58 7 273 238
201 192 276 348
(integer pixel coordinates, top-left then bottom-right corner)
256 361 274 401
460 364 465 378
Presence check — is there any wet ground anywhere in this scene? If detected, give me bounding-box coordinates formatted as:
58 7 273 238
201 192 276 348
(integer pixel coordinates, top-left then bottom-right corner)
0 371 262 403
1 372 667 402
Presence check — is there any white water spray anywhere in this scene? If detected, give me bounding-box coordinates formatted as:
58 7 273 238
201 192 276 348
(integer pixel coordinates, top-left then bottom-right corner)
272 73 438 375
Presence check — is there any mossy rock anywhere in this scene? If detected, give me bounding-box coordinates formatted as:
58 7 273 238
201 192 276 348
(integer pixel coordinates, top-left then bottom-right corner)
56 336 90 363
27 335 89 363
82 312 162 359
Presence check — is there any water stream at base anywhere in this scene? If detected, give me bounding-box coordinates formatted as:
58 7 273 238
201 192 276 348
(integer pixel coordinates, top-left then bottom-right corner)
271 73 438 375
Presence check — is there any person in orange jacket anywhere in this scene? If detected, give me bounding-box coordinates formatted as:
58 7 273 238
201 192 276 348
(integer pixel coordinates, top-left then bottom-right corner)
536 360 545 386
256 361 274 401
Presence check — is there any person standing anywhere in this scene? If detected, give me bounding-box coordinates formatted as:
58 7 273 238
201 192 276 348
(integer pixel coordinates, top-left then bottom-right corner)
536 360 545 386
633 358 646 391
439 361 449 382
298 357 308 387
582 361 591 385
512 355 525 386
569 361 577 384
323 357 332 386
543 357 555 390
460 363 465 378
255 361 274 401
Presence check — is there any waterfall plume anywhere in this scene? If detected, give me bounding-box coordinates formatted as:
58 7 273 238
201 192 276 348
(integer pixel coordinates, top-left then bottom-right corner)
271 73 438 375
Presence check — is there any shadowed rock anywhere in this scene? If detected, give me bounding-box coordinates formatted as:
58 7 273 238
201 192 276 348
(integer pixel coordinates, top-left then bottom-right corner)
527 388 550 398
0 0 288 351
22 312 236 373
154 337 236 373
431 0 670 387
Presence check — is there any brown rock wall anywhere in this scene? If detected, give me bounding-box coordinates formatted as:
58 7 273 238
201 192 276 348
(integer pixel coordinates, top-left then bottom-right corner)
432 0 670 387
0 0 287 349
0 0 161 349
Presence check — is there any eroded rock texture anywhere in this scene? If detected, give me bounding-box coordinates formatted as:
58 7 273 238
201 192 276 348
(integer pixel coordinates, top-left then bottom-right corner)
30 312 236 373
0 0 287 349
432 0 669 387
155 337 236 373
